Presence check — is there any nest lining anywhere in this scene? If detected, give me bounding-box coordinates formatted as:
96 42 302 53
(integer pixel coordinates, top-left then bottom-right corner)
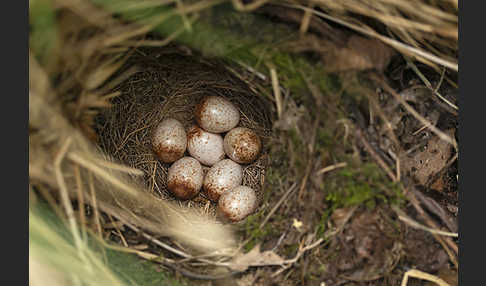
96 47 273 215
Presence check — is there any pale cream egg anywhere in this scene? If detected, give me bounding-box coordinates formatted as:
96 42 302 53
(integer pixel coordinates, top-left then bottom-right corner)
187 125 225 166
203 159 243 202
223 127 261 164
167 157 203 200
151 118 187 163
195 96 240 133
217 186 258 222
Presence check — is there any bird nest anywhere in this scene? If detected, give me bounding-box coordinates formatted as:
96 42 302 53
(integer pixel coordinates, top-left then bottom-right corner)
96 47 273 217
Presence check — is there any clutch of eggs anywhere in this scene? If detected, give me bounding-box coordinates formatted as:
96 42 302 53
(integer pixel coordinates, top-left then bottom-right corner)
149 97 262 222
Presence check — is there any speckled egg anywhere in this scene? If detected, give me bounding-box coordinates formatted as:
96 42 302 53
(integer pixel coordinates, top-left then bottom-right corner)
151 118 187 163
187 125 226 166
167 157 203 200
204 159 243 202
223 127 262 164
218 186 258 222
195 96 240 133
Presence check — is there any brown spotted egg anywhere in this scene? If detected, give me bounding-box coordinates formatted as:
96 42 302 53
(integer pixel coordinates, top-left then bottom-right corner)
167 157 203 200
187 125 225 166
195 96 240 133
218 186 258 222
223 127 261 164
151 118 187 163
203 159 243 202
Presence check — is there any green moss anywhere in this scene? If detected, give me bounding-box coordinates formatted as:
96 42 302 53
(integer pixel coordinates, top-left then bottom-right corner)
287 127 307 171
313 162 406 238
318 264 327 273
91 0 338 99
267 51 339 107
324 162 404 210
317 129 335 150
29 0 59 67
318 73 341 94
241 210 276 252
316 208 332 237
282 243 299 257
105 249 186 286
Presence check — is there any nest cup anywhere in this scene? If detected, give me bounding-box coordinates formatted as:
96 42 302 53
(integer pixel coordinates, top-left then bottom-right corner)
96 47 273 215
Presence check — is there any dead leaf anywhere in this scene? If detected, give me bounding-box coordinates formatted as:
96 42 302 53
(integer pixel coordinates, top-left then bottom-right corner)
330 207 356 227
273 102 307 131
402 129 454 186
425 267 458 286
430 175 445 192
230 244 285 272
322 35 396 72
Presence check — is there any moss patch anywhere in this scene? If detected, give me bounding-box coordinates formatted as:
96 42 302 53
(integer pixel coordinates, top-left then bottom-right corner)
325 163 404 209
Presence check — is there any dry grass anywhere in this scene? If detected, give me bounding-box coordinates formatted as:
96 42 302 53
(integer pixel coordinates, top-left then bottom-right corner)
29 1 240 256
281 0 458 72
30 86 238 253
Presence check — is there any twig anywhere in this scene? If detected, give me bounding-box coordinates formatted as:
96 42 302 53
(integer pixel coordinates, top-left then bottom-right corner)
123 222 192 258
123 221 239 270
150 161 159 196
282 4 458 71
356 126 458 267
371 74 457 149
395 155 400 181
316 162 347 175
412 125 429 135
73 164 87 241
413 189 458 233
326 206 359 237
394 207 458 237
107 214 129 247
402 187 458 267
269 67 283 119
401 269 450 286
160 262 239 281
271 237 324 277
271 232 288 252
100 242 239 281
405 57 458 111
365 89 402 150
298 117 320 199
355 128 397 182
260 183 298 229
299 1 315 35
231 0 269 11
